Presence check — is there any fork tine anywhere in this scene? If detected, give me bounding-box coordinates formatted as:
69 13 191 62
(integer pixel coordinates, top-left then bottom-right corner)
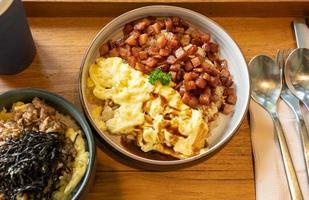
282 49 285 70
276 49 281 68
275 49 284 86
286 48 293 62
276 49 284 73
281 50 286 79
275 48 293 78
282 49 293 74
286 48 290 55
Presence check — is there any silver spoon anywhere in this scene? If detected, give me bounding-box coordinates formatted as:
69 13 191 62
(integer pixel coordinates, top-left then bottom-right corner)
249 55 303 200
280 49 309 183
285 48 309 109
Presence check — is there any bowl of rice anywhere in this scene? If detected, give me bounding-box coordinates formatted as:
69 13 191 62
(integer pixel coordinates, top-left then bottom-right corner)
0 88 95 200
79 5 250 166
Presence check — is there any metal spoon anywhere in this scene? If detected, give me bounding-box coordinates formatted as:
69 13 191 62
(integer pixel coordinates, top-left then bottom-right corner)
280 49 309 183
285 48 309 109
249 55 303 200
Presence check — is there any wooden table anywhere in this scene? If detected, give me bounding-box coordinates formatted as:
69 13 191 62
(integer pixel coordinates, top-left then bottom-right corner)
1 1 305 199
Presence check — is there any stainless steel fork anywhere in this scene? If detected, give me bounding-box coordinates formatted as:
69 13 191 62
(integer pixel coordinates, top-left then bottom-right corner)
277 49 309 182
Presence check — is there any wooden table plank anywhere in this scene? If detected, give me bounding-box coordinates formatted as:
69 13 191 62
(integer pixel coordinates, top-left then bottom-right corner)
22 1 309 17
88 171 254 200
22 0 309 3
0 16 297 199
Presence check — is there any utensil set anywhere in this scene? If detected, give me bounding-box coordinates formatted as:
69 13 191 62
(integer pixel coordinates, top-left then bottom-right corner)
279 49 309 182
249 48 309 200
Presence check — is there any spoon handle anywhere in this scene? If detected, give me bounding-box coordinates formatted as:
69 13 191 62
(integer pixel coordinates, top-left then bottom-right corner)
272 114 303 200
281 91 309 181
299 118 309 181
302 99 309 111
301 100 309 173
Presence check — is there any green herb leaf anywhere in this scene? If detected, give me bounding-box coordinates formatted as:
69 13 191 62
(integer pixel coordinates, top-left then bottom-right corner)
148 69 172 86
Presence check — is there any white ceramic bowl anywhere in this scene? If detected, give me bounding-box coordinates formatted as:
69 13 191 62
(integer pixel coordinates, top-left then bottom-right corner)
79 5 250 166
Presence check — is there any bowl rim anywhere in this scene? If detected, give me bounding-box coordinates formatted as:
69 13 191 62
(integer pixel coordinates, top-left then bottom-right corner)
0 88 96 199
79 5 250 166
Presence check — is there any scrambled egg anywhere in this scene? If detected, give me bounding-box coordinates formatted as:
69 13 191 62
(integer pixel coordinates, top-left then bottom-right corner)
0 102 26 121
53 128 89 200
0 108 12 120
87 57 209 158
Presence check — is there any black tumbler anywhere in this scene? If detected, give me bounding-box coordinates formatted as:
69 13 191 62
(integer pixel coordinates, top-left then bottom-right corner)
0 0 36 75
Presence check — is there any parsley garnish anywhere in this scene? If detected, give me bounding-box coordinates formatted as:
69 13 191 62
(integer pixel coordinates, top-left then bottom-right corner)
148 69 172 86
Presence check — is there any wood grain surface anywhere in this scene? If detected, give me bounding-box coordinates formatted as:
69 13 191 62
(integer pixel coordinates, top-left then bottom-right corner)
21 0 309 3
0 15 297 199
22 0 309 17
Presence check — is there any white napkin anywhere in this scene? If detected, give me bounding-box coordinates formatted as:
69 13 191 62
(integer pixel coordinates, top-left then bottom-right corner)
250 99 309 200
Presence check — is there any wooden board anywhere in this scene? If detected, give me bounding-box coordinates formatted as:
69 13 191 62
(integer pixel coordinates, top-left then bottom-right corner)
20 0 309 2
22 0 309 17
0 14 297 199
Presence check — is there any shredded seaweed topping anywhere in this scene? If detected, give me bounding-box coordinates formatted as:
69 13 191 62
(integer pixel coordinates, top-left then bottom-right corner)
0 131 66 200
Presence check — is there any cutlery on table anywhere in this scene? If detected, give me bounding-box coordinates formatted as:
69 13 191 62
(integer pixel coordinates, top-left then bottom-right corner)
278 49 309 182
249 55 303 200
293 18 309 48
285 48 309 109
